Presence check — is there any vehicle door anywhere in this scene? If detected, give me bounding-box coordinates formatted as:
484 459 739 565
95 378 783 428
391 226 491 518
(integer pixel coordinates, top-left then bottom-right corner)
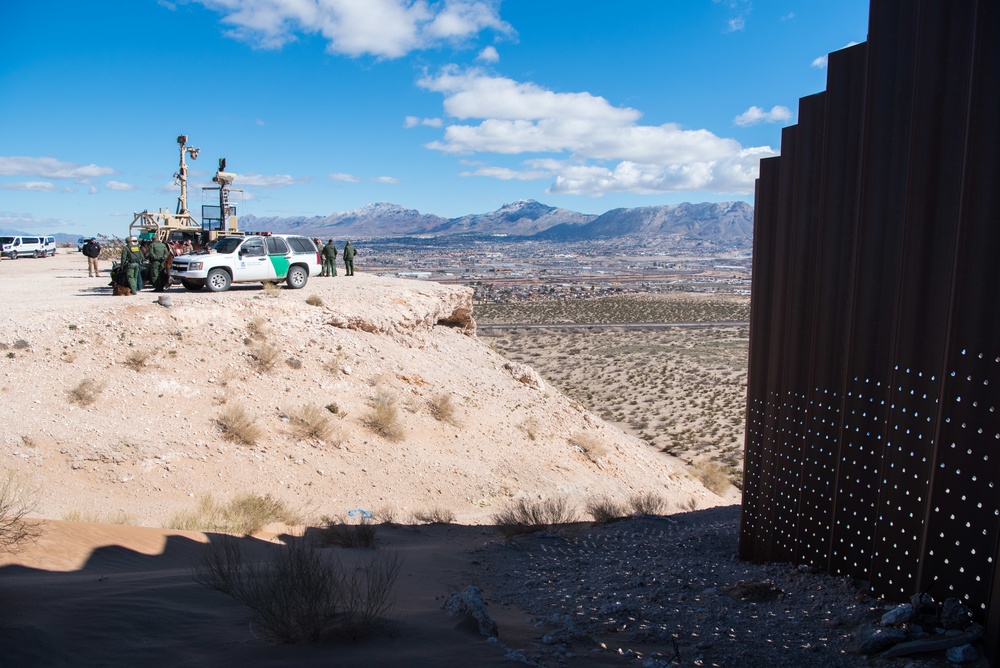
265 236 291 278
235 237 274 281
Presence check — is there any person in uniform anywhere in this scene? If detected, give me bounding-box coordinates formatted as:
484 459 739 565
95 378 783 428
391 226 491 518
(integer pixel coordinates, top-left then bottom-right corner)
343 241 357 276
119 236 144 295
147 237 170 291
321 239 338 277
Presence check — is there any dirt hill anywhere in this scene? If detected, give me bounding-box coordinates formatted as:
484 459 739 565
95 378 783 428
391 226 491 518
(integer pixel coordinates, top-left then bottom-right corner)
0 251 726 526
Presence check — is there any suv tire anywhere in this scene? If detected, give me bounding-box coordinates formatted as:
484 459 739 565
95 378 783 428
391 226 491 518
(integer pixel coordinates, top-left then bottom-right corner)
286 265 308 289
206 268 232 292
9 251 16 260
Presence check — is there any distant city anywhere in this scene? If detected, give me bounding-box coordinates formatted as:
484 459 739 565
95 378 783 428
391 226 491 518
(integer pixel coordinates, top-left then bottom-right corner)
358 235 752 304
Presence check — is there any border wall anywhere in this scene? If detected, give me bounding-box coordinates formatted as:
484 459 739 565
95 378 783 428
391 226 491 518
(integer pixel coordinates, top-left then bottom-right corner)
740 1 999 661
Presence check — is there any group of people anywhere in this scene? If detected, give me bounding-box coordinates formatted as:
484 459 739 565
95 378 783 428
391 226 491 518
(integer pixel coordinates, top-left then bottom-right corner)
116 235 172 295
315 239 357 277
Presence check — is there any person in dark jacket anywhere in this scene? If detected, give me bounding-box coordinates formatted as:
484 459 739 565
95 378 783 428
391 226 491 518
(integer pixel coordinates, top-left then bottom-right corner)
343 241 357 276
82 238 101 277
321 239 338 277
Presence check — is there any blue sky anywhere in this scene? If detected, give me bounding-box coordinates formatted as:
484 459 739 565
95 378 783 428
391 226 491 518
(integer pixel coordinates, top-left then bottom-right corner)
0 0 868 236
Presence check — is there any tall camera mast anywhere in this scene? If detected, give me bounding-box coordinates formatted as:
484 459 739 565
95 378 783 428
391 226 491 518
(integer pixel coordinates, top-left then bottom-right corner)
175 135 200 215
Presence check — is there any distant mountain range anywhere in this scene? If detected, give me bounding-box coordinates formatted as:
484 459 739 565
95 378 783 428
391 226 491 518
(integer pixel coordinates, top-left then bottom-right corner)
242 199 754 246
5 199 754 248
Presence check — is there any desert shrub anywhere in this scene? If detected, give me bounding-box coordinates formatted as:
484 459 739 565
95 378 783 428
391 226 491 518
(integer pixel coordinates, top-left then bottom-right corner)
629 492 669 516
290 404 335 441
216 404 262 445
195 537 401 642
409 508 456 525
248 317 268 340
569 432 608 463
693 461 730 495
428 393 457 424
319 516 378 548
0 471 40 552
123 348 151 371
492 497 578 538
286 357 303 370
64 509 137 525
372 506 397 525
262 281 282 297
169 492 300 535
68 378 103 406
522 417 539 441
250 344 279 372
365 391 402 440
585 497 627 524
305 294 323 307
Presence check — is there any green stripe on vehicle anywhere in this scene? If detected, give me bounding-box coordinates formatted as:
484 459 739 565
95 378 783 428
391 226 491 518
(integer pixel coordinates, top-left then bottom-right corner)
269 254 291 277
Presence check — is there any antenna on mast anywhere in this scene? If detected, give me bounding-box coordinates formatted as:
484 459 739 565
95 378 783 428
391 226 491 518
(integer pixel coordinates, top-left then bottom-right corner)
174 134 200 215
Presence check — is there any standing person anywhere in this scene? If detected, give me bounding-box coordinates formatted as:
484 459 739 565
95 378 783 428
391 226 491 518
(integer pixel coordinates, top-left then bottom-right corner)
147 236 170 291
321 239 338 277
182 238 193 255
119 236 143 295
82 238 101 277
343 241 357 276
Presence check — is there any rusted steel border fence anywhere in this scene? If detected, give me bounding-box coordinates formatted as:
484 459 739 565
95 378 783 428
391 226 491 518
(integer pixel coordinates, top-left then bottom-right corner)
740 1 1000 661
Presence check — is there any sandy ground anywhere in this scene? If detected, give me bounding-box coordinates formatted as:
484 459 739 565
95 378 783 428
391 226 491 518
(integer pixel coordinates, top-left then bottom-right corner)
0 252 971 666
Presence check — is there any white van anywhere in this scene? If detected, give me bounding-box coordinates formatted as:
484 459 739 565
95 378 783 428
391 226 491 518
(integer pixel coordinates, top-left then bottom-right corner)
0 235 52 259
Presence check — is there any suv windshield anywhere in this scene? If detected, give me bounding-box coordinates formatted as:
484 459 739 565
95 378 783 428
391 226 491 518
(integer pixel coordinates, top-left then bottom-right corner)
212 237 244 254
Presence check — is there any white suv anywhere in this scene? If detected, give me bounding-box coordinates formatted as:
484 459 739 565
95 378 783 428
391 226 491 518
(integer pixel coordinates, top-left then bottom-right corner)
170 234 320 292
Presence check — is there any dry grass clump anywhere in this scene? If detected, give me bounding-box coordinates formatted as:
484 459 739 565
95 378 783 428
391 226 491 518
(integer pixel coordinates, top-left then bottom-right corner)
286 356 303 370
64 509 137 525
169 492 300 535
195 537 401 642
216 404 262 446
569 431 608 463
365 391 403 440
68 378 103 406
629 492 669 516
693 461 730 495
123 348 152 371
247 316 268 340
262 281 282 298
250 344 280 372
492 497 578 538
428 393 458 425
409 508 456 525
0 471 40 552
585 497 627 524
319 516 378 548
290 404 336 441
305 294 323 307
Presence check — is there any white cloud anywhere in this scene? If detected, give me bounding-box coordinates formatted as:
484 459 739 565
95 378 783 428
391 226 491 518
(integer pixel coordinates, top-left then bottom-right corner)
329 172 362 182
372 176 400 184
89 186 99 195
812 41 861 68
476 45 499 62
404 116 443 128
0 156 115 181
734 105 792 127
194 0 513 58
714 0 751 33
234 173 304 187
418 68 774 195
0 181 59 192
106 180 136 191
